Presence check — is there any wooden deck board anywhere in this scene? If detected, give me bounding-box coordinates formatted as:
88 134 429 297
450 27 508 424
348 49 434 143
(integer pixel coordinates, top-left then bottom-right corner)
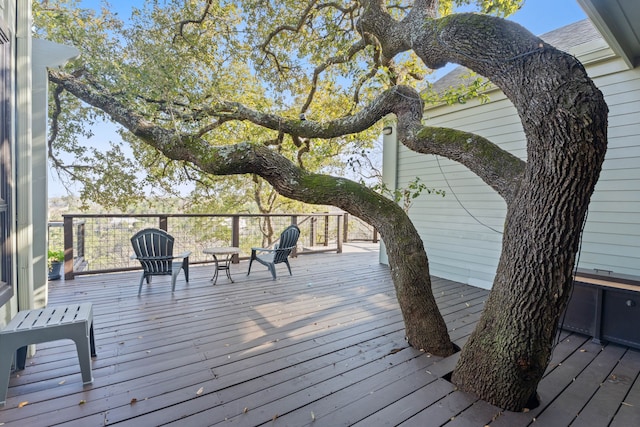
610 356 640 427
399 390 478 426
1 245 639 426
572 348 640 426
165 330 412 426
351 377 457 426
528 343 627 427
266 350 439 426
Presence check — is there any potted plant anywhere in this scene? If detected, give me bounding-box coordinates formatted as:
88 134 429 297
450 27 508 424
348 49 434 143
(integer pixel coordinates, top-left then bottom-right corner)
48 249 64 280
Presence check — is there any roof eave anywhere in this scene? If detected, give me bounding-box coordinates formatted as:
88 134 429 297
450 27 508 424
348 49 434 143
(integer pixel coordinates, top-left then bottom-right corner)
577 0 640 69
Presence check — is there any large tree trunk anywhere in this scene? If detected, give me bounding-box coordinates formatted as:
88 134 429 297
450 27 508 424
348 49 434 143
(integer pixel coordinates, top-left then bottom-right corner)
358 9 609 409
291 176 456 356
374 208 455 356
450 50 609 411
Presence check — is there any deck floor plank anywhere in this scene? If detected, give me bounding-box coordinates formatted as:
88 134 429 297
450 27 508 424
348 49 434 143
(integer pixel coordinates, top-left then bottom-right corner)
609 355 640 427
523 343 627 427
573 348 640 427
351 377 457 426
162 330 412 426
268 350 439 426
1 245 639 426
398 390 478 427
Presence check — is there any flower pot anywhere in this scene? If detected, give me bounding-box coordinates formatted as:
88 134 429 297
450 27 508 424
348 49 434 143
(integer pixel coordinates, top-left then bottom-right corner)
48 261 62 281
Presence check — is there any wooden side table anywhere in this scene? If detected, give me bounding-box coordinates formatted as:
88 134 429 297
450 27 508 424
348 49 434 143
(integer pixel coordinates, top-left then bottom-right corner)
203 247 240 285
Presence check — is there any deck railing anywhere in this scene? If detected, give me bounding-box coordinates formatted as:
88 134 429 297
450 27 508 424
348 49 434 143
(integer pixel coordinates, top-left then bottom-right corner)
52 213 378 280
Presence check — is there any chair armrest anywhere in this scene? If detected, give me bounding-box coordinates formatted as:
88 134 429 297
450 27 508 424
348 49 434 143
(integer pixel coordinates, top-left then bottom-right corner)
175 251 191 259
250 247 277 254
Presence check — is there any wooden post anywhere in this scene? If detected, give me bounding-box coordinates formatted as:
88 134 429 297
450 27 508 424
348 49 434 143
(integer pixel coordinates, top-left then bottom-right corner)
63 216 74 280
323 214 329 247
231 215 240 263
309 217 316 248
77 221 85 259
291 215 298 257
159 215 168 231
343 213 349 243
336 215 343 253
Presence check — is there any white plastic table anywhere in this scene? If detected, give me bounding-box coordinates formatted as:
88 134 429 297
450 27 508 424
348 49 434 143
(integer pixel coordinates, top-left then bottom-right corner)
0 303 96 406
203 247 240 285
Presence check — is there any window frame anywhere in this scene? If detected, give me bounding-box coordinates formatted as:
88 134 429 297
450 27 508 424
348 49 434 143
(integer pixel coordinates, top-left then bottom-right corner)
0 20 13 306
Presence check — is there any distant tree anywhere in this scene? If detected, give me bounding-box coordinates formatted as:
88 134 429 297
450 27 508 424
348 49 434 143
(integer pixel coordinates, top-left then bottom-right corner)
38 0 608 411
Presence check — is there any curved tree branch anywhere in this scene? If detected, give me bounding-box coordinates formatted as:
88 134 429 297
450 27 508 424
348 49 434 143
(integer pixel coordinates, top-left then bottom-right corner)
49 69 525 202
301 38 370 114
258 0 319 52
47 66 463 355
174 0 214 42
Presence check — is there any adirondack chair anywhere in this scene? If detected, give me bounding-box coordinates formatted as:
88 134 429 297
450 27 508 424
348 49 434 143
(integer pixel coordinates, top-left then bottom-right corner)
130 228 191 295
247 225 300 280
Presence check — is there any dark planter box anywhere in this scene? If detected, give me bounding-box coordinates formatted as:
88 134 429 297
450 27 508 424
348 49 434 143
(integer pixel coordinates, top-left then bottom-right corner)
562 271 640 350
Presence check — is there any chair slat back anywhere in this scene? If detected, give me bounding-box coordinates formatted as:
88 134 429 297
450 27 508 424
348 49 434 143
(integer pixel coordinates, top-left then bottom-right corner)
274 225 300 264
131 228 175 274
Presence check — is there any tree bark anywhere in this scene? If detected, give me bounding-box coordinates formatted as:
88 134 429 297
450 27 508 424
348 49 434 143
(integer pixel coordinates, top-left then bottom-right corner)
360 8 609 410
450 67 608 409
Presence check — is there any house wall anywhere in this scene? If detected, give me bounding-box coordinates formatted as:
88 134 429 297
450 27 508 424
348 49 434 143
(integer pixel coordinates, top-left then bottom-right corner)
389 37 640 289
0 0 20 328
0 0 77 329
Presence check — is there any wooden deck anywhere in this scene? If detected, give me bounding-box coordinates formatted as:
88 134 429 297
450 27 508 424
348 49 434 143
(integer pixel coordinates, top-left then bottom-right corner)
1 244 639 426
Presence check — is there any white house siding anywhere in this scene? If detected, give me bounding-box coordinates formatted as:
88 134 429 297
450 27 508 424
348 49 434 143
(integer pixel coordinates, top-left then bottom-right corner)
0 0 20 327
0 0 77 329
390 34 640 289
398 94 517 289
580 61 640 277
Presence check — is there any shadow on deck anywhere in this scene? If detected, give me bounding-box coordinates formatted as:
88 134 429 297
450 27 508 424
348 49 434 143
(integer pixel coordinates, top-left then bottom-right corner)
1 244 639 426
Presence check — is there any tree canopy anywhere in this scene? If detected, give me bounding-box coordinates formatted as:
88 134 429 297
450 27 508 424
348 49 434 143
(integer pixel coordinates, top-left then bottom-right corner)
38 0 400 211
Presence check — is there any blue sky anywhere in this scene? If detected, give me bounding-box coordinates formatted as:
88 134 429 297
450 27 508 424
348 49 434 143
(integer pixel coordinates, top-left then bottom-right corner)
80 0 587 35
51 0 589 198
511 0 586 34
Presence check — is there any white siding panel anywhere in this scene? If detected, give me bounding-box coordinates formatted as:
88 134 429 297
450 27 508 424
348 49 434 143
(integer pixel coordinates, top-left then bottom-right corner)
393 53 640 288
583 221 640 235
606 142 640 156
594 179 640 191
578 252 639 276
598 168 640 181
397 142 507 286
589 190 640 203
586 211 640 224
